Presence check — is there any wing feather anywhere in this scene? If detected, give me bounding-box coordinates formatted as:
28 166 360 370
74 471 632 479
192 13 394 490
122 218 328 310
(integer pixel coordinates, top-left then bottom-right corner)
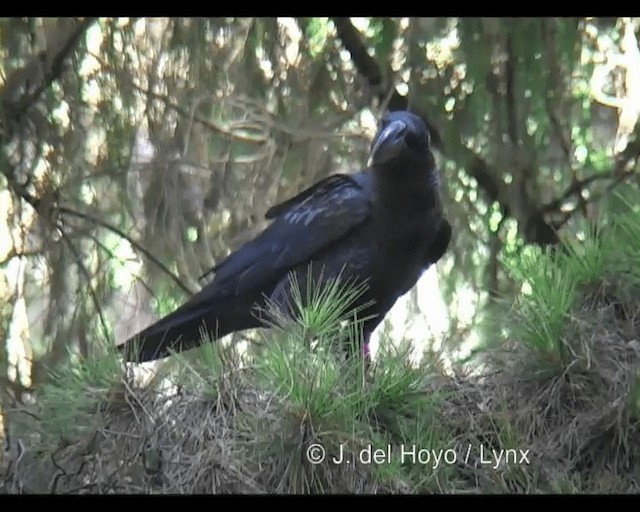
208 172 372 298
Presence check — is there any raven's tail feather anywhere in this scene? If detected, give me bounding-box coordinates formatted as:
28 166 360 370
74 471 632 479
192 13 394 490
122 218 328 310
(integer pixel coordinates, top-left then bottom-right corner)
117 295 265 363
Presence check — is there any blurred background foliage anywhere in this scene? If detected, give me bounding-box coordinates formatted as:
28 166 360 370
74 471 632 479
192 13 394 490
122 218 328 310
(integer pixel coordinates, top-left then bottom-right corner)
1 16 640 416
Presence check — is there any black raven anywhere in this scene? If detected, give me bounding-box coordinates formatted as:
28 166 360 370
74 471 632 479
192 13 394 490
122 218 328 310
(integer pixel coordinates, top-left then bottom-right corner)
118 110 451 363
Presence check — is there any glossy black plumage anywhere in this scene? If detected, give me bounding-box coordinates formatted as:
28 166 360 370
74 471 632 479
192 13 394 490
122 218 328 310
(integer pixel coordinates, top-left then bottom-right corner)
118 111 452 363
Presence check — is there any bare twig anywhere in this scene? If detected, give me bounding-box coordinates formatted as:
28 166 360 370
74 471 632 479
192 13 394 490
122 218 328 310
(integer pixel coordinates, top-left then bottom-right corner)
542 172 620 213
83 232 157 301
58 206 193 296
56 227 111 344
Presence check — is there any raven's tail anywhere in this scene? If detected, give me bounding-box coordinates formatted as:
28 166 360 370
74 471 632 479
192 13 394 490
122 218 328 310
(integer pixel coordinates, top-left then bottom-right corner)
117 294 265 363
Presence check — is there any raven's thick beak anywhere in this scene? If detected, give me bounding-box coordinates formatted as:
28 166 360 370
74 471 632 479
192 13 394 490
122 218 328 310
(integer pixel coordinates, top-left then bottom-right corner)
368 120 408 167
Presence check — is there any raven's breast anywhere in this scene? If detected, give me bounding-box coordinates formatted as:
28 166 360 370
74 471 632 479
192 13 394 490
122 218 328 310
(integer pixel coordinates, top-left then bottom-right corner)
369 216 437 297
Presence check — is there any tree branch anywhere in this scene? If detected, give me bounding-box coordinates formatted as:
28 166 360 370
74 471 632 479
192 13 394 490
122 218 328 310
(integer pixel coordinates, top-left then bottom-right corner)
3 18 97 130
58 207 193 296
0 162 193 299
330 17 444 150
56 228 111 345
332 16 640 248
543 134 640 214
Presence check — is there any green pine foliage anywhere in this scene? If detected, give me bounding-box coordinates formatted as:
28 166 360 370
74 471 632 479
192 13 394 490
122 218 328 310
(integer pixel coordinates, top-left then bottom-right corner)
3 193 640 493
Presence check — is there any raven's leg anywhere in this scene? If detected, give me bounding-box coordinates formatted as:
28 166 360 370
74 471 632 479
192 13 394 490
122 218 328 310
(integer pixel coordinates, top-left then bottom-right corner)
340 325 372 373
362 331 372 373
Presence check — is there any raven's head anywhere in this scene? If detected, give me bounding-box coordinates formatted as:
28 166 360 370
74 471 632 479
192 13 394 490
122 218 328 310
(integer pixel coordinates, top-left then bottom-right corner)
368 111 431 168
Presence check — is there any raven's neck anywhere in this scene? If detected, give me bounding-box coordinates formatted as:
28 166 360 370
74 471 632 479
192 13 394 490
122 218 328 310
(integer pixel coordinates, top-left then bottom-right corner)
372 158 440 213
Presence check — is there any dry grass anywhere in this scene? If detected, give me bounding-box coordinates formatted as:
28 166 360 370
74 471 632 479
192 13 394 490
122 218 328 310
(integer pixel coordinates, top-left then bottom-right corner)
460 276 640 493
1 366 409 494
2 264 640 494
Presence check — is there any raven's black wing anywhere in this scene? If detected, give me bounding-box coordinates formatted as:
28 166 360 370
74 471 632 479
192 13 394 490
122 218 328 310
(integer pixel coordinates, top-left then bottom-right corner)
207 172 372 299
118 172 373 363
